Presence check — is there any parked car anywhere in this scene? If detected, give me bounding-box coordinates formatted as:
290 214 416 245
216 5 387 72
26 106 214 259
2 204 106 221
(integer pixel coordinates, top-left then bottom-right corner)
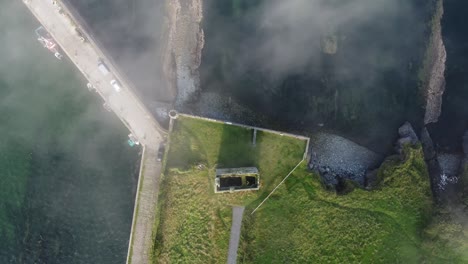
110 79 121 92
97 61 110 75
157 143 165 162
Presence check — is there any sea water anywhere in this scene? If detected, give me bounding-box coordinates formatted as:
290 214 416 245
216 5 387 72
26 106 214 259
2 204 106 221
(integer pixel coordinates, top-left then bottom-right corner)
0 1 139 263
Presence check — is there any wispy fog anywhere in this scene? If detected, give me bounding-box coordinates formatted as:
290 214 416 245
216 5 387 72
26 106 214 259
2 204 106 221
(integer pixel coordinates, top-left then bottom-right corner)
0 1 139 262
251 0 421 78
200 0 433 152
64 0 173 103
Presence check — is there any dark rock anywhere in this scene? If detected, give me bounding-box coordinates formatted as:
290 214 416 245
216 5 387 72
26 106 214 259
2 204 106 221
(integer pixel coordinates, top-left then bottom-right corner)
365 169 379 189
322 172 338 186
423 2 446 124
308 133 381 187
420 127 442 200
396 122 419 154
318 166 328 174
397 137 413 147
421 127 437 161
462 131 468 156
398 122 418 144
335 177 356 195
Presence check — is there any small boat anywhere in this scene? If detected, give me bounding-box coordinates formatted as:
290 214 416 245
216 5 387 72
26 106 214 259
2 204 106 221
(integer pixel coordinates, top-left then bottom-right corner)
35 26 63 60
127 134 140 147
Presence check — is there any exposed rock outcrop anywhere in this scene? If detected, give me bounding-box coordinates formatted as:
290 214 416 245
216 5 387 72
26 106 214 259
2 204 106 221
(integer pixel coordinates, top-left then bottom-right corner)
308 133 382 186
166 0 204 107
396 122 419 154
420 127 463 199
420 127 442 198
422 0 446 124
368 123 420 189
421 128 437 161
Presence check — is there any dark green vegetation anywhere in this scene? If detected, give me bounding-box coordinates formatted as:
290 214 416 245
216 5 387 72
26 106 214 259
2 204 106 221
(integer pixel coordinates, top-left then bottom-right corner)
200 0 436 152
152 116 307 263
0 1 139 263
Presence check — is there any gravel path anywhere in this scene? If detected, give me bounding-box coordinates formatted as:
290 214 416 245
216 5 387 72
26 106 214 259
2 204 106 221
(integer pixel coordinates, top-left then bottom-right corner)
227 206 245 264
127 147 162 264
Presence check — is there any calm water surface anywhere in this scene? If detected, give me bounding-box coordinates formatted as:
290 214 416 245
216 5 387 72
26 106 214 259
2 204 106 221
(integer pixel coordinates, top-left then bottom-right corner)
198 0 434 153
0 1 139 263
64 0 433 154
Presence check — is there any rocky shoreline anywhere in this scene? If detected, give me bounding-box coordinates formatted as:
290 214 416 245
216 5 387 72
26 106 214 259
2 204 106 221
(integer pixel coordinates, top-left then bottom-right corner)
308 122 454 194
162 0 459 199
307 120 464 198
308 133 383 187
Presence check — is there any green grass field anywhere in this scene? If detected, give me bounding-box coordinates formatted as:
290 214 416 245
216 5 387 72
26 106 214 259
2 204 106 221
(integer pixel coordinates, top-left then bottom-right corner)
240 147 433 263
152 116 437 263
152 116 306 263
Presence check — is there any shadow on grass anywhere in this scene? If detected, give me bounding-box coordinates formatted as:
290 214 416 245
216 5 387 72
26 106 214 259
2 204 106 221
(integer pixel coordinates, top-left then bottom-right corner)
165 119 206 170
216 125 258 168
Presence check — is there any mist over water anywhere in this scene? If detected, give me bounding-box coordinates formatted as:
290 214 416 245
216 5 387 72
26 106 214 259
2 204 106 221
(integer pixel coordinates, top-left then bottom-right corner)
30 0 467 261
198 0 435 153
429 0 468 152
1 0 464 261
61 0 435 154
64 0 171 104
0 1 139 263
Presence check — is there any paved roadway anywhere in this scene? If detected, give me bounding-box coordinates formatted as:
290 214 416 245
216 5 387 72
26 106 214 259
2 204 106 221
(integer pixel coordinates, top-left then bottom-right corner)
128 146 161 264
22 1 164 263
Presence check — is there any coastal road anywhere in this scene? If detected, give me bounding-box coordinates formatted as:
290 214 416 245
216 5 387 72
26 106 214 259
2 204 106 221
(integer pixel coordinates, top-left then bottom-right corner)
23 0 164 146
22 0 165 263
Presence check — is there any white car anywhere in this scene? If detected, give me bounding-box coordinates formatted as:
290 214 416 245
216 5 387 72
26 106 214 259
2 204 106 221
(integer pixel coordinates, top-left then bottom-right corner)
110 79 121 92
98 61 110 75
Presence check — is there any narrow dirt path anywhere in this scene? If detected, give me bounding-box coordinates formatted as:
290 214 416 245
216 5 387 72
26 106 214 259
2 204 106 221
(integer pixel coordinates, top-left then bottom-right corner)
227 206 245 264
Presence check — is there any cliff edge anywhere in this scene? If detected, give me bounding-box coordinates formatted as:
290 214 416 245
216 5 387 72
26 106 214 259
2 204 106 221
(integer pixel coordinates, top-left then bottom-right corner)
422 0 446 124
166 0 204 107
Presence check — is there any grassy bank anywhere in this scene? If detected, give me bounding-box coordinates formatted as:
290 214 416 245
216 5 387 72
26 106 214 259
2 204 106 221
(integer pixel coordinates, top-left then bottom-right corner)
152 116 306 263
241 146 433 263
152 115 436 263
